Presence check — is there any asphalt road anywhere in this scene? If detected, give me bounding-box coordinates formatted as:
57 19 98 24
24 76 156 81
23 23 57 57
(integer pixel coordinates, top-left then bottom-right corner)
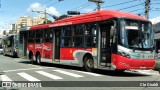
0 55 160 90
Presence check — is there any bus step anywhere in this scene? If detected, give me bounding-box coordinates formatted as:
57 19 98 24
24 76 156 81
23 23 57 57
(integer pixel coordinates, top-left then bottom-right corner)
100 63 111 67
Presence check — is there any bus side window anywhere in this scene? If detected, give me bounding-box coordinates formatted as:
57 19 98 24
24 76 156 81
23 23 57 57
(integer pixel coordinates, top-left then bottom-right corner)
72 25 84 47
61 27 72 47
84 23 97 47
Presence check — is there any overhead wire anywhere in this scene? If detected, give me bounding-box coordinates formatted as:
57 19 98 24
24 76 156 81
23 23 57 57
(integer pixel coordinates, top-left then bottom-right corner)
60 2 94 14
102 0 138 8
117 3 145 11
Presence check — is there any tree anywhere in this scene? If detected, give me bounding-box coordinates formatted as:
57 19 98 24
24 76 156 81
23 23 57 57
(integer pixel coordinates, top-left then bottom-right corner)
43 19 52 24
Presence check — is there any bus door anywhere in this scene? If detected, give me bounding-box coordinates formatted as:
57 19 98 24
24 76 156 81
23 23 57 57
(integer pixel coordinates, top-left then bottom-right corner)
18 31 27 58
99 21 115 67
53 29 61 62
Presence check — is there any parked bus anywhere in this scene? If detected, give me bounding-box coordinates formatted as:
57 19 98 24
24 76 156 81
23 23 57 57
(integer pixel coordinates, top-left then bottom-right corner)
19 10 155 72
3 34 19 57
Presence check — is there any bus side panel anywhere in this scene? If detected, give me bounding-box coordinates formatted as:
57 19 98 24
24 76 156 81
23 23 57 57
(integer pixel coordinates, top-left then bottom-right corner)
27 43 35 57
35 43 43 57
42 43 53 59
60 48 94 60
60 48 84 60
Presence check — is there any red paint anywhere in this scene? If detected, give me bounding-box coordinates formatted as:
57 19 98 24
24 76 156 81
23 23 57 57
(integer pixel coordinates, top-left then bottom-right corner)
27 43 53 59
50 10 148 27
112 54 155 70
60 48 93 60
42 43 53 59
27 43 35 56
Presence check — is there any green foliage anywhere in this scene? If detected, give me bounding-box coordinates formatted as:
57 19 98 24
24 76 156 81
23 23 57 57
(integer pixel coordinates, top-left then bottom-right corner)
43 19 52 24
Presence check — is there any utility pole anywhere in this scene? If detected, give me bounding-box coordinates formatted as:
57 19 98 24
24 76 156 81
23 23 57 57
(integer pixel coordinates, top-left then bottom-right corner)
44 9 47 24
88 0 104 11
32 10 48 24
145 0 150 19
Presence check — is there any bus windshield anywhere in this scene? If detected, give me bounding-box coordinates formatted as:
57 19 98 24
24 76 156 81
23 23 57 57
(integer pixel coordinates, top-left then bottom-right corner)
119 19 154 50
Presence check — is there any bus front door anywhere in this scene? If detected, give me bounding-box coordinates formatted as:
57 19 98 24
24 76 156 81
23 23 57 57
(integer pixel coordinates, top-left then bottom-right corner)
99 24 112 67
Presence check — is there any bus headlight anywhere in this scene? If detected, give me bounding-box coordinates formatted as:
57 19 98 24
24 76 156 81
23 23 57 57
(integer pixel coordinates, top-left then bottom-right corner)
118 51 130 58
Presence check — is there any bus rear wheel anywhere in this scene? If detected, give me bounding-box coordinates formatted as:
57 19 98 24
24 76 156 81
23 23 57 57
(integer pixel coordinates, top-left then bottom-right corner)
84 56 94 72
36 54 41 65
29 53 36 64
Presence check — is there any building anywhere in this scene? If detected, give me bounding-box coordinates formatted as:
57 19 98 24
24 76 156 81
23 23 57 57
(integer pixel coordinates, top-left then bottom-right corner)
1 14 47 36
16 16 33 33
16 14 45 33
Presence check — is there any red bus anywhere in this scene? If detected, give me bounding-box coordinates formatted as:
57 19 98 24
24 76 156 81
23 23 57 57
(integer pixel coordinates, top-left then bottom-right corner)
19 10 156 72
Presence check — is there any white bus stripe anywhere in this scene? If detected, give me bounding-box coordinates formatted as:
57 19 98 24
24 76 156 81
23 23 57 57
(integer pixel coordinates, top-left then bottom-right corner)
77 71 103 76
17 72 40 81
0 75 12 81
53 70 84 78
36 71 63 80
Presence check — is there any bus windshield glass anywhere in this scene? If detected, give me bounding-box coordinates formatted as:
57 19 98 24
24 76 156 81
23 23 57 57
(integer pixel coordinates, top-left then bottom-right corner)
120 19 154 50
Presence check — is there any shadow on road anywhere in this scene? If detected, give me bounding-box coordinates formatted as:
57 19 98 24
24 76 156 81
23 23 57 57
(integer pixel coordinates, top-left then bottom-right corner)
18 61 152 77
2 54 19 58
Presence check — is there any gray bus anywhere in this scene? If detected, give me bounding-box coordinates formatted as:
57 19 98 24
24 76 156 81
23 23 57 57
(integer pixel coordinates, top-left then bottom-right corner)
2 34 19 57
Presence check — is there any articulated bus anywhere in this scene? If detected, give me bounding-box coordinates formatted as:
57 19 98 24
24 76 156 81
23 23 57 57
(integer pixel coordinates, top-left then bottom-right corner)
3 34 19 57
19 10 155 72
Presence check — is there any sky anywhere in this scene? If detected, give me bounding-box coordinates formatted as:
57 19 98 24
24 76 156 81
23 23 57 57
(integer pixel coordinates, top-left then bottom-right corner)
0 0 160 29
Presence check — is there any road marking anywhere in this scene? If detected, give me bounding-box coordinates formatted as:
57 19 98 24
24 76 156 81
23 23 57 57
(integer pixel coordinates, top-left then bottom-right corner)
53 70 84 78
0 75 12 81
76 71 103 76
28 64 42 68
138 71 159 75
132 70 159 75
4 67 53 73
36 71 63 80
17 72 40 81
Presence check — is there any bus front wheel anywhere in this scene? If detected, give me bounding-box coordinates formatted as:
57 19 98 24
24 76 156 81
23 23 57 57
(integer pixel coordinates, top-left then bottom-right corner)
83 56 94 72
36 54 41 65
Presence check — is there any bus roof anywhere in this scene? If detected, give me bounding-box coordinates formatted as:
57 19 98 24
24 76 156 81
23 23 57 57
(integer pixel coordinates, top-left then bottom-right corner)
30 10 148 30
30 24 49 30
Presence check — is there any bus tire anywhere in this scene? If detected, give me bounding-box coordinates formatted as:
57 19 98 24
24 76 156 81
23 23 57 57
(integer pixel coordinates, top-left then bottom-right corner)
29 52 35 64
36 53 41 65
83 56 94 72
